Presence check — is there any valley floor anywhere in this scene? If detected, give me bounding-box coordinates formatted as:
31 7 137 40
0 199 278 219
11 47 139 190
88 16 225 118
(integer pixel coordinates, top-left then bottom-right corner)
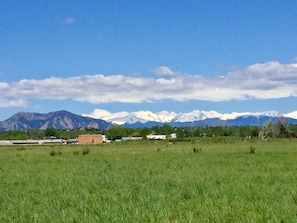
1 138 297 222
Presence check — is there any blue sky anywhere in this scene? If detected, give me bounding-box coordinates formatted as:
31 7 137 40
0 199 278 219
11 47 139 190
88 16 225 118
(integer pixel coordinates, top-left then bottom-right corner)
1 0 297 120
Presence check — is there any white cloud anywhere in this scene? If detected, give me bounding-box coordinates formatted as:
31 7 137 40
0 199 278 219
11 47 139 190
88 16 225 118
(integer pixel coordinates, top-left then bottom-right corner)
0 98 27 108
63 17 75 24
82 109 129 120
1 60 297 107
150 66 174 76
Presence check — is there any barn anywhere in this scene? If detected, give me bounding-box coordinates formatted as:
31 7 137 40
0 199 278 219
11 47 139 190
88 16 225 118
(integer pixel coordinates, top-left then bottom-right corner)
77 134 104 145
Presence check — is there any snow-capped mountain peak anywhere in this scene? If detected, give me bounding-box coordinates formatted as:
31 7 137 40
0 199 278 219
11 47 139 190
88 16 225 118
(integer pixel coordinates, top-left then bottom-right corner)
83 109 297 125
132 110 176 123
172 110 222 122
82 109 176 124
284 111 297 119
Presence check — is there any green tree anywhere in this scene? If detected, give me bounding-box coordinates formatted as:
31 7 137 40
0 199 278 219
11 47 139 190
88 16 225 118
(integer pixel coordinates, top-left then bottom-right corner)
239 126 252 137
288 124 297 137
136 127 150 138
105 125 131 140
28 129 45 139
250 126 260 137
213 126 223 137
44 127 58 138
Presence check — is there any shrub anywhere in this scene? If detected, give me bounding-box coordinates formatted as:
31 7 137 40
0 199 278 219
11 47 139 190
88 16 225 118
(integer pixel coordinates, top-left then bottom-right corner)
82 148 90 155
50 150 56 156
73 149 80 155
193 147 202 153
50 150 62 156
249 146 256 154
16 147 26 151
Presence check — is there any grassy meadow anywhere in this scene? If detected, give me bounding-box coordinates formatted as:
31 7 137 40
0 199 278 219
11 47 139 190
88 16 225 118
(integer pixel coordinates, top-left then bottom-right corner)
1 137 297 222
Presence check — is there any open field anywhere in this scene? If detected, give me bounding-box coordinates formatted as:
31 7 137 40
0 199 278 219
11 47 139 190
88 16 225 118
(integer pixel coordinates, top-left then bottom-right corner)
1 138 297 222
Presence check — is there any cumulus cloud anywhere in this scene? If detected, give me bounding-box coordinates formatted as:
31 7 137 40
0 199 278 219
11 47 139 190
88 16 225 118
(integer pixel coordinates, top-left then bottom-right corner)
1 61 297 107
82 109 129 120
0 98 27 108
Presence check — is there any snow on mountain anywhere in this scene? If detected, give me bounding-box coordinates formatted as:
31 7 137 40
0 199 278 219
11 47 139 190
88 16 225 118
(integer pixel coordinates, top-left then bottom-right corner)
110 115 147 125
219 111 282 120
284 111 297 119
82 109 145 125
82 109 176 124
261 110 283 117
219 112 253 120
83 109 296 125
172 110 222 122
131 110 177 123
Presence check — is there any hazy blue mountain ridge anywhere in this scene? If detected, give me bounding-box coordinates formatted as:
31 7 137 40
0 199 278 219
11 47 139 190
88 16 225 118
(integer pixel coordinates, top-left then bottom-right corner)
0 110 112 131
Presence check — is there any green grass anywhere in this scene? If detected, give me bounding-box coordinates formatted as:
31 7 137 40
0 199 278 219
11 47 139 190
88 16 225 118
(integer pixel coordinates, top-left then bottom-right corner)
1 138 297 222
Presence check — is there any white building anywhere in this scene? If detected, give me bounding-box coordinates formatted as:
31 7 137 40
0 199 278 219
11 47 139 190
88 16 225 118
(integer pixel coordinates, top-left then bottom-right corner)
146 135 166 140
170 133 177 139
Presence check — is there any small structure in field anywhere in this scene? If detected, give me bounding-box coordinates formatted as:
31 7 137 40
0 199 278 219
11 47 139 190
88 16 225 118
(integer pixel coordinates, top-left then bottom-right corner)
170 133 177 139
146 134 166 140
77 134 104 145
122 136 143 141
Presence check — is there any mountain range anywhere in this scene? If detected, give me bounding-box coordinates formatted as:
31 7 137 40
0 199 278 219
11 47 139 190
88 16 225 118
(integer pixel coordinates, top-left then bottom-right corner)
82 109 297 127
0 110 111 131
0 110 297 131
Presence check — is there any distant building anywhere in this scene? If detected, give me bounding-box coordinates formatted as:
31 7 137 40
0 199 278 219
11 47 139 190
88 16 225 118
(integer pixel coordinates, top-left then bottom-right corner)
77 134 104 145
102 135 110 142
0 139 63 145
170 133 177 139
121 136 143 141
146 135 166 140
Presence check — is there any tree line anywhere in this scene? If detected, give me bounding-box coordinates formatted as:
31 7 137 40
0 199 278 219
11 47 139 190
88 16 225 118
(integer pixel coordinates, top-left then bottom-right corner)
0 117 296 140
